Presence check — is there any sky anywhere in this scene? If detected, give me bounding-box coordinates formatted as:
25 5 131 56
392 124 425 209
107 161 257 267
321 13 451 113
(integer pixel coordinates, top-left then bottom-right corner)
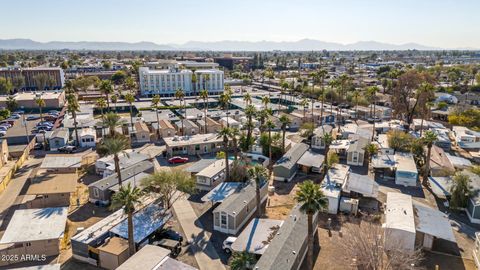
0 0 479 48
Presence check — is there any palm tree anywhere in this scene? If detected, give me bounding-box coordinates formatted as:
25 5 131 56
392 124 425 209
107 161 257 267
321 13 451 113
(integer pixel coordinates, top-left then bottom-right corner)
364 143 379 171
244 104 257 150
151 95 161 138
300 98 309 122
96 98 107 137
295 180 327 270
99 112 127 137
97 135 130 186
111 183 142 256
322 132 334 178
99 80 114 109
230 251 257 270
217 127 232 181
261 95 270 107
111 94 118 112
199 90 209 134
230 128 240 160
328 79 339 116
125 93 135 133
316 69 328 125
352 90 360 122
243 92 252 106
367 86 379 139
248 165 268 218
265 119 276 172
279 115 291 153
219 92 232 126
67 93 81 147
175 89 186 136
423 130 438 185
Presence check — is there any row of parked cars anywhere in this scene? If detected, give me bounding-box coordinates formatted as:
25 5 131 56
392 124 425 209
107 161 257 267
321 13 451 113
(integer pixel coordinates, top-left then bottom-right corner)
0 110 25 137
30 110 60 134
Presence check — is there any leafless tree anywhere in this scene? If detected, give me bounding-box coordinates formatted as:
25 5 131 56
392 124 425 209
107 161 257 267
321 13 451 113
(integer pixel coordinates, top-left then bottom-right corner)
340 221 424 270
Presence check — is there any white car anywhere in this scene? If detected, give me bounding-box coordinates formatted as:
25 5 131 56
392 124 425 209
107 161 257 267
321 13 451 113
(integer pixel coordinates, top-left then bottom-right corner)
222 236 237 254
0 131 6 137
0 126 7 132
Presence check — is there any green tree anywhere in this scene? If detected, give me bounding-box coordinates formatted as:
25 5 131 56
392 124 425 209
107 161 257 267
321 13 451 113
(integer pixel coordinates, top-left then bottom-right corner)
0 78 13 95
248 165 268 218
387 130 413 152
295 180 328 270
279 115 291 154
6 96 17 112
450 173 472 209
218 127 232 182
111 70 127 87
199 89 209 134
34 74 49 90
110 183 142 256
67 93 81 146
99 80 114 108
111 94 118 112
422 130 438 185
364 143 379 170
97 135 130 186
141 169 196 209
265 119 276 172
11 76 25 92
244 104 257 151
230 251 257 270
175 89 186 136
316 69 328 125
98 112 126 137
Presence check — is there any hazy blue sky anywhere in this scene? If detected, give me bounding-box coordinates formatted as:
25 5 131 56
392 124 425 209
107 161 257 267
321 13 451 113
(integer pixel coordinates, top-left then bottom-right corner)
0 0 478 48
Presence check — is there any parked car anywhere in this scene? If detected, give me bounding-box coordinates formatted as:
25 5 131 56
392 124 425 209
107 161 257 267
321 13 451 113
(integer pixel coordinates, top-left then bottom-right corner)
168 156 189 164
58 145 77 153
367 117 382 123
152 239 181 258
155 229 184 243
222 237 237 254
37 121 53 127
13 110 25 115
1 120 14 126
0 126 7 132
0 123 12 129
26 115 40 121
0 131 6 137
48 110 60 115
33 142 43 150
9 114 21 119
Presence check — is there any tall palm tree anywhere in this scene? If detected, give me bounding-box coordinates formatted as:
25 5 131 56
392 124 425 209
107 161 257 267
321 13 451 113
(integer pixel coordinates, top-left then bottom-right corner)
243 92 252 106
322 132 334 179
364 143 379 171
248 165 268 218
279 115 291 154
175 89 186 136
67 93 81 147
199 90 209 134
125 93 135 137
367 86 379 140
98 112 127 137
230 128 240 160
261 95 270 107
265 119 276 172
96 98 107 137
151 95 161 138
99 80 114 109
217 127 232 181
111 183 142 256
111 94 118 112
230 251 257 270
423 130 438 185
244 104 257 150
97 135 130 186
316 69 328 125
219 92 232 126
295 180 327 270
328 79 339 117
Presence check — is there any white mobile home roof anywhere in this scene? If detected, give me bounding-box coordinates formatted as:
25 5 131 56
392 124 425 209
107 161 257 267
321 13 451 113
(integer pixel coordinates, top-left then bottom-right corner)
116 244 170 270
231 218 284 255
0 207 68 243
201 182 242 202
413 201 456 243
40 155 82 169
385 192 415 234
196 159 230 178
395 152 417 173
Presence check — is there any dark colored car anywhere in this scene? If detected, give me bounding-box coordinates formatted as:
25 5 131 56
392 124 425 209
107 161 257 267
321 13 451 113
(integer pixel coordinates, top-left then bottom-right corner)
168 156 189 164
156 229 184 243
58 145 77 153
33 143 43 150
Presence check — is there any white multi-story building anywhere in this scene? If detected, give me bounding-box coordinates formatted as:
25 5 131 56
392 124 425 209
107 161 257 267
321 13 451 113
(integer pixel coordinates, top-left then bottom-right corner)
139 66 224 97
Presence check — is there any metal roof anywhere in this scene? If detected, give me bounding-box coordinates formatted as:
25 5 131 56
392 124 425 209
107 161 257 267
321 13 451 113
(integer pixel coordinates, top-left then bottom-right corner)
40 155 82 169
201 182 242 203
297 150 324 168
214 180 264 214
231 218 284 255
89 161 153 191
385 192 415 234
273 143 309 170
0 207 68 243
413 201 456 243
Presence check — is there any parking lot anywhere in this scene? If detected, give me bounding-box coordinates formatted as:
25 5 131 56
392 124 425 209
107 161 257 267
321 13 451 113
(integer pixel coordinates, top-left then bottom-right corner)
4 114 41 139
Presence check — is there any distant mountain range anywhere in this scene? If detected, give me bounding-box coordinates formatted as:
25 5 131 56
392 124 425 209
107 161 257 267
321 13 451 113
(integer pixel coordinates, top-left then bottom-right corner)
0 38 473 51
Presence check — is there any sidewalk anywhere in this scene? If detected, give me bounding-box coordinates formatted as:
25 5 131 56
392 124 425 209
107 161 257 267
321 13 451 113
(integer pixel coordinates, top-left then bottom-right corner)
172 197 226 270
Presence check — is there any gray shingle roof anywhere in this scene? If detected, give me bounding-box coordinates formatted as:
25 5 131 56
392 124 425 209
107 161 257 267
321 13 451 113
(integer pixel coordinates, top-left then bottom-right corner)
89 161 153 191
273 143 309 170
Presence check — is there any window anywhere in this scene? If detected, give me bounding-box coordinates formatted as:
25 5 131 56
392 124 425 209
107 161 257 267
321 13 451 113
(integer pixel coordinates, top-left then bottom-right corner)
25 242 31 247
93 188 99 198
221 214 227 225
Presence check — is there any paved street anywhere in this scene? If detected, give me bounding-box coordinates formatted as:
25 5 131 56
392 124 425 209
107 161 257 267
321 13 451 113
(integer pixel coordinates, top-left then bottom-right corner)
172 196 226 270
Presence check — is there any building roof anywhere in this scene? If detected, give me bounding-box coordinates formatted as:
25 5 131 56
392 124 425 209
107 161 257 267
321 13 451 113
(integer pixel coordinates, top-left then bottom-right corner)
135 121 150 133
429 145 455 174
412 201 456 243
71 209 125 245
90 161 153 191
27 172 77 195
446 153 472 169
48 127 69 139
273 143 309 170
79 127 96 137
371 154 397 169
0 207 68 244
97 236 129 255
231 218 284 255
196 159 230 178
116 244 170 270
347 137 369 152
428 176 453 199
344 173 379 198
385 192 416 234
201 182 243 203
164 133 222 147
395 152 417 173
214 180 264 214
158 119 175 130
297 150 324 169
40 155 82 169
313 125 333 137
254 205 309 270
375 134 390 149
110 204 171 244
99 152 150 171
11 264 61 270
185 158 217 174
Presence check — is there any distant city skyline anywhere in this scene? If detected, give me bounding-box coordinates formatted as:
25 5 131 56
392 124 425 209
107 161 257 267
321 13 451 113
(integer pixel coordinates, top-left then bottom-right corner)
0 0 479 49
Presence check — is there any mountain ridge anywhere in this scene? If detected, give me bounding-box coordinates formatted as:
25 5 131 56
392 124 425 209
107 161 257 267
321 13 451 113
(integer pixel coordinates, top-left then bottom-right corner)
0 38 472 51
